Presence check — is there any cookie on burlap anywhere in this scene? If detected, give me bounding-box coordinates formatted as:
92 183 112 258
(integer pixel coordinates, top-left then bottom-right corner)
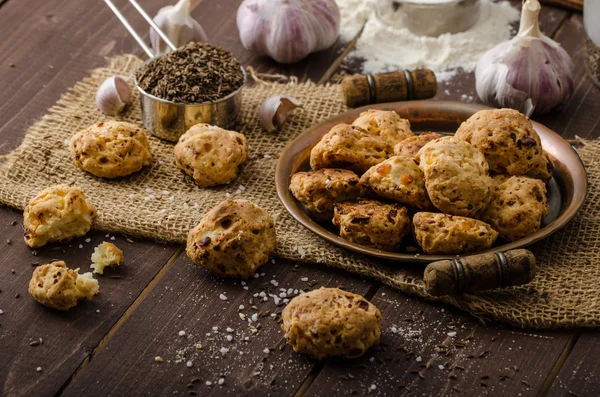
351 109 414 146
174 124 248 187
186 199 276 279
413 212 498 255
289 169 362 221
91 242 124 275
281 287 382 360
454 108 543 175
480 175 549 242
70 120 152 179
417 136 493 217
393 132 442 158
359 156 431 210
28 261 99 311
310 124 390 174
525 151 553 182
23 185 97 248
333 200 410 252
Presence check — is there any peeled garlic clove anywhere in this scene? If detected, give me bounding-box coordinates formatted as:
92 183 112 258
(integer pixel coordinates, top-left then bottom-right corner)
95 76 132 116
259 96 303 132
150 0 208 56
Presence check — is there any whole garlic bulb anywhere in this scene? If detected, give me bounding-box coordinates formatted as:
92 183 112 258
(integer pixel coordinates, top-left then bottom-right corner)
150 0 208 56
236 0 340 64
475 0 574 116
96 76 132 116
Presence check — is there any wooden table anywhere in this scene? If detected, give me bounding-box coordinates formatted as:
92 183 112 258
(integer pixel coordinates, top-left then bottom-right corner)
0 1 598 396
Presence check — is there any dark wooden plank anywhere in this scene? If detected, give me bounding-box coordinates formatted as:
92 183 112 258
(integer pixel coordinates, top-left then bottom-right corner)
62 254 376 396
0 205 179 397
303 286 575 397
547 332 600 397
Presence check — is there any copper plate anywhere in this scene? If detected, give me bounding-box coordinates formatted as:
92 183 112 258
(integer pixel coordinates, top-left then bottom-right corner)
275 101 588 263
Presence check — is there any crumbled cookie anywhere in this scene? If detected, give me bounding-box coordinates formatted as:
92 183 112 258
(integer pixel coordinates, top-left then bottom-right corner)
413 212 498 255
351 109 414 146
289 169 363 221
333 200 410 251
360 156 432 210
23 185 97 248
525 151 553 182
281 287 382 360
310 124 390 174
454 108 542 175
28 261 99 311
70 120 152 179
480 175 549 241
393 132 442 158
417 137 493 217
174 124 248 187
91 242 124 275
186 199 276 279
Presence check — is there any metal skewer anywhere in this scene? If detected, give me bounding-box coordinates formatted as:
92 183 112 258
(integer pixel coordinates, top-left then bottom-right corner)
103 0 177 58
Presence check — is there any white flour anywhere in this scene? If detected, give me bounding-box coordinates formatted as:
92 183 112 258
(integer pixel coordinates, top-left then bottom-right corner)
337 0 520 81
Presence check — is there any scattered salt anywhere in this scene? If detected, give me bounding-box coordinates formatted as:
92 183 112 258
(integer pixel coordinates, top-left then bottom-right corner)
85 238 91 243
416 356 422 362
447 331 457 337
206 381 213 386
78 244 83 249
145 188 152 193
213 326 219 332
251 313 258 322
263 348 270 354
226 327 234 333
225 193 232 198
238 305 245 310
110 236 115 241
128 194 135 199
161 190 170 195
219 294 228 301
220 347 230 356
0 310 3 315
226 335 233 342
218 378 225 385
438 364 445 370
186 360 193 368
301 277 308 282
263 154 272 159
178 330 186 336
36 367 42 372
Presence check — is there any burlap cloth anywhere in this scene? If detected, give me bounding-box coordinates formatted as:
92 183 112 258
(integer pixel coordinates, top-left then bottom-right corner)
1 55 599 329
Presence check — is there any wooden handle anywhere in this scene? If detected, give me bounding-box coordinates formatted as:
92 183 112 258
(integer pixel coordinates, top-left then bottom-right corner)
340 70 437 108
423 249 536 296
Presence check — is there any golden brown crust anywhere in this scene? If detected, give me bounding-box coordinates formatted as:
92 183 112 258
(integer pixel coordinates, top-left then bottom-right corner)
174 124 248 187
351 109 414 146
333 200 410 251
281 287 382 360
289 169 363 221
310 124 390 174
480 175 549 242
359 156 432 210
393 132 442 158
454 108 542 175
28 261 99 311
23 185 97 248
186 199 276 279
70 121 152 179
413 212 498 255
525 151 553 182
417 137 493 217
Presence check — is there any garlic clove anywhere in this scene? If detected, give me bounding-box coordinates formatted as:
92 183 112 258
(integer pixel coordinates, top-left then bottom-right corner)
151 0 208 56
95 76 132 116
259 96 303 132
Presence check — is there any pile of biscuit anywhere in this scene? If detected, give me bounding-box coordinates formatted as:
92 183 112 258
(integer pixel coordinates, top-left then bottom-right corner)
290 108 551 255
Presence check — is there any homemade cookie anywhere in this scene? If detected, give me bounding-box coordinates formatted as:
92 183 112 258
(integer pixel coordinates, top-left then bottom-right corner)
454 108 542 175
413 212 498 255
23 185 97 248
174 124 248 187
310 124 390 174
289 169 362 221
91 242 124 275
28 261 99 311
281 287 382 360
352 109 414 146
70 120 152 179
333 200 410 251
359 156 431 210
186 199 276 279
480 175 549 241
393 132 442 158
417 137 493 217
526 151 553 182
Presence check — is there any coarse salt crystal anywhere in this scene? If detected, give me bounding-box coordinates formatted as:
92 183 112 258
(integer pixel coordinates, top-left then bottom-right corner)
110 236 115 241
145 188 152 193
369 357 375 362
370 385 376 391
186 360 193 368
438 364 445 370
159 160 164 165
206 381 213 386
218 378 225 385
219 294 228 301
169 196 175 202
271 313 277 317
85 238 91 243
263 296 268 302
301 277 308 282
226 327 234 333
251 313 258 322
129 194 135 199
416 356 422 362
287 288 293 295
178 330 186 336
208 125 219 130
226 335 233 342
148 194 156 200
270 280 278 287
241 281 246 286
390 327 398 334
64 139 70 146
447 331 457 337
144 197 151 202
239 185 246 191
325 179 331 185
213 326 219 332
220 347 229 356
263 348 270 354
283 298 289 303
234 189 241 195
273 297 281 305
264 154 272 159
105 234 110 238
78 244 83 249
254 273 259 279
36 367 42 372
0 310 3 315
238 305 245 310
225 193 232 198
297 247 306 258
279 292 286 298
243 286 249 290
161 191 170 195
226 147 232 153
259 292 266 298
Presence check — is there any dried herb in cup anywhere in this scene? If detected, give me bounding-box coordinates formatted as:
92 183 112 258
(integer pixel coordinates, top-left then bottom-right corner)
136 42 244 104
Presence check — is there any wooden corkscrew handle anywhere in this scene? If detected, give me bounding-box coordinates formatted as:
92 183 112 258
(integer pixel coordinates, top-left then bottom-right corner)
340 69 438 108
423 249 537 296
